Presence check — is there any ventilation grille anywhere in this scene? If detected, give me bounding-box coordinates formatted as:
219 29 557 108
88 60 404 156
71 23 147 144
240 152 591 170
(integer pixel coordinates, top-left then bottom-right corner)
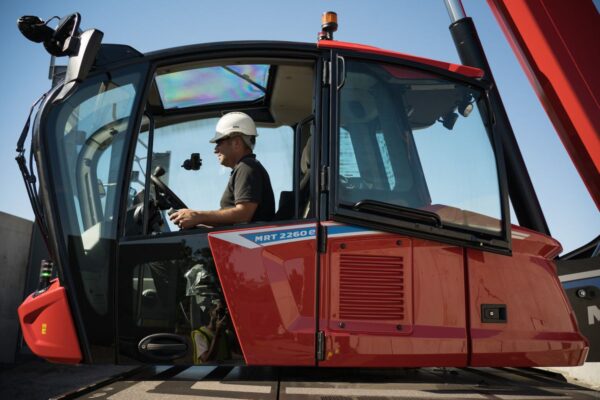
339 254 405 321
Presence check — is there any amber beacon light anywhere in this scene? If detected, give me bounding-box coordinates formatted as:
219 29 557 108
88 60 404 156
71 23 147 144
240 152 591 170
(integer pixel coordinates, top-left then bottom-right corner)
319 11 338 40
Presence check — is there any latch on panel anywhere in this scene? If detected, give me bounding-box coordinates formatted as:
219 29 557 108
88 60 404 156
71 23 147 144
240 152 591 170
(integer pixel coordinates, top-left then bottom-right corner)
316 331 326 361
481 304 507 323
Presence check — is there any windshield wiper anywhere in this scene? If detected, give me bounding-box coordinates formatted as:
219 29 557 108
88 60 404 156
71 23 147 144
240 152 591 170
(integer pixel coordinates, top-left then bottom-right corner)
16 91 52 254
352 199 442 228
221 66 267 93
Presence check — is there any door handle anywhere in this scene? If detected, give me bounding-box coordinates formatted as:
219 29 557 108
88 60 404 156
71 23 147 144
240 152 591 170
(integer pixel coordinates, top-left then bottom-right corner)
144 342 187 352
138 333 188 361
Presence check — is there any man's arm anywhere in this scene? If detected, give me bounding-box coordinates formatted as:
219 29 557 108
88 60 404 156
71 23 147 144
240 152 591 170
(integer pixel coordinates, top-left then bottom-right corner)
170 202 258 229
199 315 227 363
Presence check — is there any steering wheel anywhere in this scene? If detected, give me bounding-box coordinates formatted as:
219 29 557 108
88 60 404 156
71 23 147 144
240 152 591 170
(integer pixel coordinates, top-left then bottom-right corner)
150 168 188 210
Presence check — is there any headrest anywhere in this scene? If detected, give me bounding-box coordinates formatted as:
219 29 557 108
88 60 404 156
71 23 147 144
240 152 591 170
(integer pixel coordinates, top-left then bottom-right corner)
340 88 378 123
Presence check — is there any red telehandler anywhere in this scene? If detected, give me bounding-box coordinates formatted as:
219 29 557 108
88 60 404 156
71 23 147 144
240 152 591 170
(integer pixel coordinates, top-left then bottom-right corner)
14 1 595 369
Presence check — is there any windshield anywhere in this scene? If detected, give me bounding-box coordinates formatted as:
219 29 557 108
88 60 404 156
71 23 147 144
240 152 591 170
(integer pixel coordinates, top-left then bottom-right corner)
337 60 502 234
43 65 147 317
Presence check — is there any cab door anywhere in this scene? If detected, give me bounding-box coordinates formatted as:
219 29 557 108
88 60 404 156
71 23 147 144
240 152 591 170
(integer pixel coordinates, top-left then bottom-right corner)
116 49 325 365
317 50 509 367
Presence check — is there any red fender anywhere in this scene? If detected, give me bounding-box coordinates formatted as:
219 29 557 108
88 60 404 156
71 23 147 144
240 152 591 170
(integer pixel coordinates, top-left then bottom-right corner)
18 279 82 364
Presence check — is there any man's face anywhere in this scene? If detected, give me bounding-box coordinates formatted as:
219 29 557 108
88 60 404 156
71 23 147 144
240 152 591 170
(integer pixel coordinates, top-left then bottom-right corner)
214 136 236 168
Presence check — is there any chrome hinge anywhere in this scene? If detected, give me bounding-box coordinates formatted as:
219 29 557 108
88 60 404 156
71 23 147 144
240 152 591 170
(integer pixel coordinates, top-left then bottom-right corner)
320 165 329 192
323 61 332 86
316 331 326 361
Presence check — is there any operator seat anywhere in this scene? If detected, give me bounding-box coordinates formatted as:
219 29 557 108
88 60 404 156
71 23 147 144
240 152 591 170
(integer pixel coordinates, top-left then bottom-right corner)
274 135 312 220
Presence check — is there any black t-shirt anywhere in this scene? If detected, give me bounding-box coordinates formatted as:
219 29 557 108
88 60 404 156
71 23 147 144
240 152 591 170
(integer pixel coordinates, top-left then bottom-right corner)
220 154 275 222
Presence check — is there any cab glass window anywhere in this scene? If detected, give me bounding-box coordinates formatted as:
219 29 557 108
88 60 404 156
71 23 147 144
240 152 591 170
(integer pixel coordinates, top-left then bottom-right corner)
45 65 146 314
337 60 502 234
128 118 293 233
126 59 314 234
155 64 270 109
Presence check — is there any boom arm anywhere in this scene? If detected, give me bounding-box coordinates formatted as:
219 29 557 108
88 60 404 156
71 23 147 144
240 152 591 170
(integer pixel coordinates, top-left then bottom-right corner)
487 0 600 209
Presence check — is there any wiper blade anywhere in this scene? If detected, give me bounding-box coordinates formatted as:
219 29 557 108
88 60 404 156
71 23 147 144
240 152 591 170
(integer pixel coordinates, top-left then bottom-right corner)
221 66 267 93
16 91 52 255
353 199 442 228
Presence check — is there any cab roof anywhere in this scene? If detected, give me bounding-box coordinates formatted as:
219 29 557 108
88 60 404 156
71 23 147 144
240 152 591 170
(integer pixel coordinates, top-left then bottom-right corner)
318 40 484 78
96 40 483 80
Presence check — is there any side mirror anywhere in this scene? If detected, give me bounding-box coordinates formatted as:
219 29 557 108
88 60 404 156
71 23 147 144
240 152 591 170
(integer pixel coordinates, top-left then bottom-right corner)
440 111 459 130
17 16 54 43
44 13 81 57
181 153 202 171
17 13 82 57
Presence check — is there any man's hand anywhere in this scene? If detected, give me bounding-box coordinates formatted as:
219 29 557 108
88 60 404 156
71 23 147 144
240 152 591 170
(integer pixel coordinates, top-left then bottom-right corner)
169 202 258 229
169 208 200 229
215 313 228 333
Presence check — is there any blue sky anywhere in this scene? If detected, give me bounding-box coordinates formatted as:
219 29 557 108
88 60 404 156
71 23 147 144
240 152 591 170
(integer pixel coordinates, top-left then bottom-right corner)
0 0 597 253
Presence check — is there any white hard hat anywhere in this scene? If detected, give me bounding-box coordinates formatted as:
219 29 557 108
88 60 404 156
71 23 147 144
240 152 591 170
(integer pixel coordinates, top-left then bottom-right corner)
210 112 258 144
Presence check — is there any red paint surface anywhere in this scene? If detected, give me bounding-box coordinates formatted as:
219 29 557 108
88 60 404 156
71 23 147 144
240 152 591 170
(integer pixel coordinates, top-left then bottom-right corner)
320 229 468 367
511 224 563 259
18 279 82 364
207 220 587 367
208 223 317 366
318 40 484 78
488 0 600 208
468 227 588 366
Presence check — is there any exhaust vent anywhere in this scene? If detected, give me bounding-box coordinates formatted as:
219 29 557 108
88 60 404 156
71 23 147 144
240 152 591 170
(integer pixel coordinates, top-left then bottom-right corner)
339 254 405 321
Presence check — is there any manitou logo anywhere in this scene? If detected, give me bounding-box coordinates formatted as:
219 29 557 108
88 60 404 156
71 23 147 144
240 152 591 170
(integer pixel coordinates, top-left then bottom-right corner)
589 305 600 325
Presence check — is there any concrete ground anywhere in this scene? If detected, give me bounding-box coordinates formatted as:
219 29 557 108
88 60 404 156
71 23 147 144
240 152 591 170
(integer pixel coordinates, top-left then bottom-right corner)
1 355 599 400
51 365 600 400
0 353 133 400
546 363 600 391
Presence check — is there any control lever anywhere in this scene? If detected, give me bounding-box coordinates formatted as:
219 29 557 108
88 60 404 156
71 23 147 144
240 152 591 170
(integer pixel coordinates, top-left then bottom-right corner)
167 207 181 230
153 165 165 178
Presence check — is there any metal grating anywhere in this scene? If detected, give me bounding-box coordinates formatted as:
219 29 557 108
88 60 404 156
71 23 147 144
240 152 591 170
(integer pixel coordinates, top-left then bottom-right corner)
339 254 405 321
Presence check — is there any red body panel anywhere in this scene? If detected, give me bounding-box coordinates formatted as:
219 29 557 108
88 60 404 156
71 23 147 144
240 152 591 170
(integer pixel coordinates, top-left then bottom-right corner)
17 279 82 364
319 223 468 367
208 223 317 366
488 0 600 208
318 40 484 78
208 220 587 367
469 227 589 366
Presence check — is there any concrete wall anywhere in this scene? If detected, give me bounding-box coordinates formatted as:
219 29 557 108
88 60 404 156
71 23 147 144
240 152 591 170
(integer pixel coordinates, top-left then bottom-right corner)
0 212 32 364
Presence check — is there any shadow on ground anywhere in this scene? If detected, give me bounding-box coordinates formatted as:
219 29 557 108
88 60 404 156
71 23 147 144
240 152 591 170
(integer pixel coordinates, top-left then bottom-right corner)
0 353 132 400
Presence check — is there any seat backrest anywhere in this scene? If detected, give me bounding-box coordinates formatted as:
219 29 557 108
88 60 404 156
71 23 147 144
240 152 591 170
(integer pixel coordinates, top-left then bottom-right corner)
299 135 312 218
274 133 313 220
274 191 294 220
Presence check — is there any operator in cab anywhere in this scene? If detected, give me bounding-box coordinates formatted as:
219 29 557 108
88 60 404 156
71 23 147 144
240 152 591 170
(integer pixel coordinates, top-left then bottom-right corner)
170 112 275 229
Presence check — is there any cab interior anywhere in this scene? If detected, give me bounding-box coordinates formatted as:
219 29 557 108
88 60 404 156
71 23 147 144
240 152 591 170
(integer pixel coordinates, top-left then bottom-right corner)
125 57 318 236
